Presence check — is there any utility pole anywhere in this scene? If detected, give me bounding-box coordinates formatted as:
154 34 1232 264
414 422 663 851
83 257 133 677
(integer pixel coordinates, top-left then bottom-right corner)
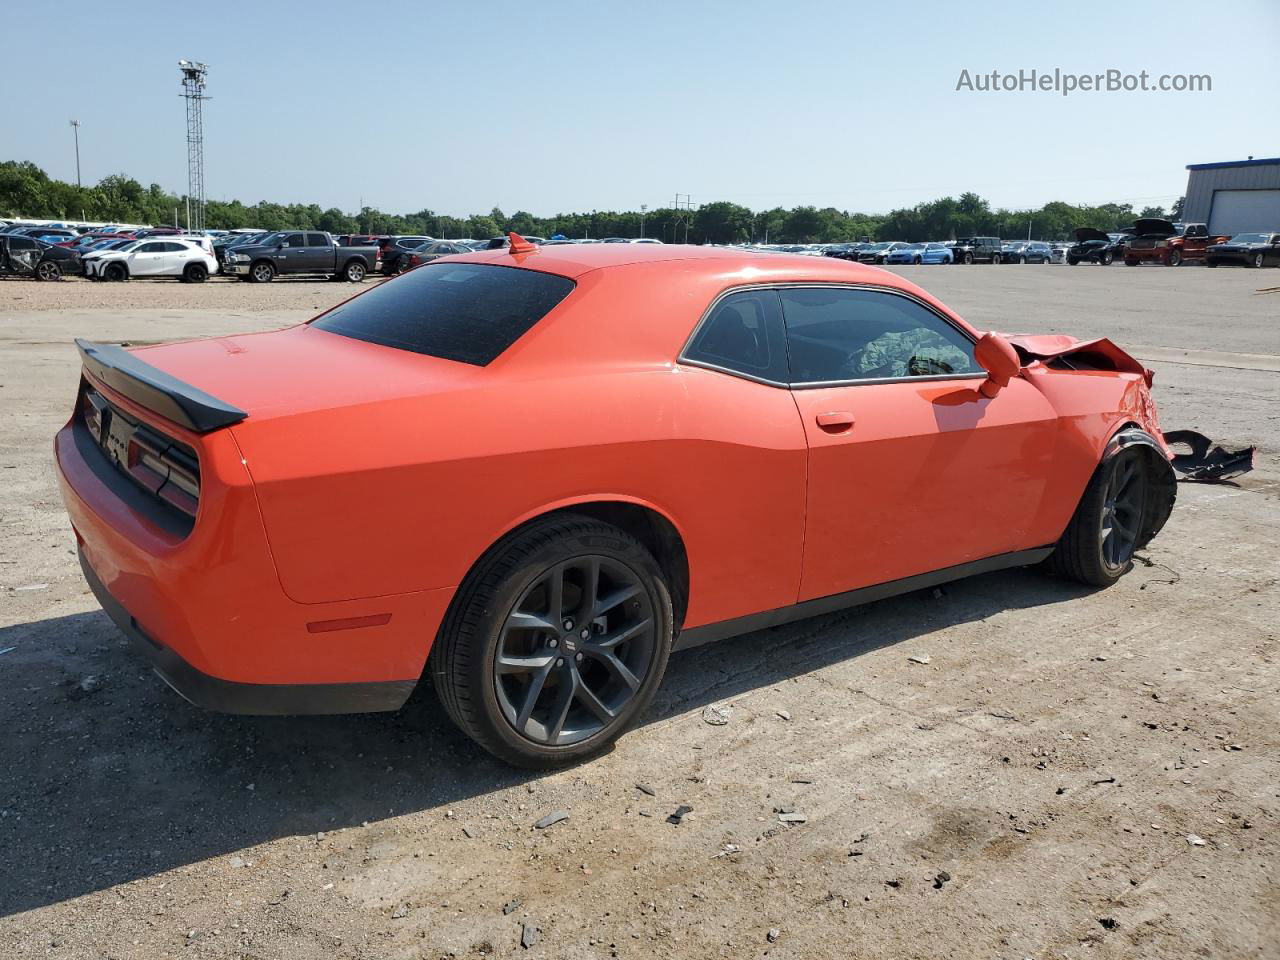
178 60 209 232
672 193 695 244
69 120 82 188
640 203 647 239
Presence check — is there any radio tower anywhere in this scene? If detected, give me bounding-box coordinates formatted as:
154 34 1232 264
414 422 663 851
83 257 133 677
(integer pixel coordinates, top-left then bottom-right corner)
178 60 209 232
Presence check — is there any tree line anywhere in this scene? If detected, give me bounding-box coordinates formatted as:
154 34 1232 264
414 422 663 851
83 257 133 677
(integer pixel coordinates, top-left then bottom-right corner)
1 160 1180 244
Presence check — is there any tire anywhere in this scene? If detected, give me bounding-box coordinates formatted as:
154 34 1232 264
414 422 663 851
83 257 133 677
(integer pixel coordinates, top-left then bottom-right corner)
431 514 673 768
1047 443 1150 587
1206 260 1217 268
104 262 128 282
250 261 275 283
1125 258 1139 267
35 260 62 281
1067 256 1079 266
1101 251 1114 265
1253 252 1265 268
991 254 1002 265
183 262 208 283
344 260 366 282
1015 256 1024 264
1167 249 1182 267
912 256 922 265
962 252 974 264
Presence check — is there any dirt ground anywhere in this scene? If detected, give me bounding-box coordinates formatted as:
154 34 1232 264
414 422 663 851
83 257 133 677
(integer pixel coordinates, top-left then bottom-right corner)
0 265 1277 960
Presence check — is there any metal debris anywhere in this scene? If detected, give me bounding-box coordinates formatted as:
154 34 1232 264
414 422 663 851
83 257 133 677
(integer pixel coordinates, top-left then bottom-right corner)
702 703 732 726
533 810 569 830
635 783 656 797
777 811 807 824
520 923 539 949
666 804 693 825
767 928 782 943
907 654 931 665
1187 834 1207 846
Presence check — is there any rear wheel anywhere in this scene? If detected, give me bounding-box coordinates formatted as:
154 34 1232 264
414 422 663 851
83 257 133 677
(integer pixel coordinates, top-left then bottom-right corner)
1100 251 1114 265
432 515 673 768
35 260 62 281
912 256 922 264
183 262 208 283
344 260 366 282
1125 258 1139 266
963 252 974 264
1067 256 1079 266
1048 445 1149 586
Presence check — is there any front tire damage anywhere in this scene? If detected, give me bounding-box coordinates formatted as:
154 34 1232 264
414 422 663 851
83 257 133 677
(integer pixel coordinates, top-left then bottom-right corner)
1047 428 1176 587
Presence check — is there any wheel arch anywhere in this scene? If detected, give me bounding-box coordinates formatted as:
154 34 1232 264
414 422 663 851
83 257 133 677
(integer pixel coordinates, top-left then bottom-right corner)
1100 422 1176 551
449 497 691 635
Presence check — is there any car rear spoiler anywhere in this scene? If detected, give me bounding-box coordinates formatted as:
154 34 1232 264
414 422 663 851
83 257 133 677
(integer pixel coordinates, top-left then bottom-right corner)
75 338 248 433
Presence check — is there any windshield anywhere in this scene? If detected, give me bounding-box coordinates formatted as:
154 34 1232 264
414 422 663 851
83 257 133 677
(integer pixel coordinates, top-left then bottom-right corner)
312 262 576 366
1228 233 1268 244
866 243 890 251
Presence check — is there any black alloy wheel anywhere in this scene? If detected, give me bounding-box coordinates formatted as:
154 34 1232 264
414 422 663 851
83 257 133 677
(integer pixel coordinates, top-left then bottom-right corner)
1099 454 1147 573
36 260 61 281
494 555 656 747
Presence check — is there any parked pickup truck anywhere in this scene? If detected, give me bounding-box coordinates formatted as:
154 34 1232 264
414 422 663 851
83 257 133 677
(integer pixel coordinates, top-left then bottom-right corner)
223 231 379 282
1123 219 1227 267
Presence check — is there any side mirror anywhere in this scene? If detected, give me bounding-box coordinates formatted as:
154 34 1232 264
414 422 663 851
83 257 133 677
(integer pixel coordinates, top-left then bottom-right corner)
975 332 1021 399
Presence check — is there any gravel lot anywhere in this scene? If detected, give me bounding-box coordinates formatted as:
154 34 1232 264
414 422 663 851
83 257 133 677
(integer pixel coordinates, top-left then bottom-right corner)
0 264 1276 959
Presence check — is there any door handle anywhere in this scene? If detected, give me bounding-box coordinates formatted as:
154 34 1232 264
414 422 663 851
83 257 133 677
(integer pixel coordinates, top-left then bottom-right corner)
815 411 855 432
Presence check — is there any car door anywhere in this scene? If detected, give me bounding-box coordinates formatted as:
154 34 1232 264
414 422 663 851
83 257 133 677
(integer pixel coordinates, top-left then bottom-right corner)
778 285 1060 602
128 241 167 276
276 232 306 272
304 232 332 272
161 241 191 274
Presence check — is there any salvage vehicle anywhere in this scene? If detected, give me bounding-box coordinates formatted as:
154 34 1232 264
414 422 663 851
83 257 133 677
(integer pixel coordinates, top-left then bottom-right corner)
1205 232 1280 268
0 235 82 280
61 239 1201 768
1003 241 1053 264
224 231 378 282
376 236 433 274
951 237 1003 264
857 241 912 264
386 240 475 274
1065 227 1122 265
1124 219 1225 266
85 238 217 282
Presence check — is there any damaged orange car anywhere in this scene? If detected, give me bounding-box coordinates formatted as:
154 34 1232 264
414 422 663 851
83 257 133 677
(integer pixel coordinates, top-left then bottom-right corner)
58 238 1188 766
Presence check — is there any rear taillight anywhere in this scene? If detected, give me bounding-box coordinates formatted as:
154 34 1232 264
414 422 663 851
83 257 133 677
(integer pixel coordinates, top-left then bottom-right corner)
408 254 421 267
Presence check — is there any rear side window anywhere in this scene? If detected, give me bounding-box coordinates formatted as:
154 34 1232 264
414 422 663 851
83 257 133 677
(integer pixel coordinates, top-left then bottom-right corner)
311 263 575 366
306 233 329 246
684 290 787 383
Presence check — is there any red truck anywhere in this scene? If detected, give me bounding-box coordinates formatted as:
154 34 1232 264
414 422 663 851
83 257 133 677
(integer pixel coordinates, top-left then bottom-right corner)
1124 219 1227 267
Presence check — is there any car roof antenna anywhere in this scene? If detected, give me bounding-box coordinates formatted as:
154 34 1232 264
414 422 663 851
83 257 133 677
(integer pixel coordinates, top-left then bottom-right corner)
507 231 537 255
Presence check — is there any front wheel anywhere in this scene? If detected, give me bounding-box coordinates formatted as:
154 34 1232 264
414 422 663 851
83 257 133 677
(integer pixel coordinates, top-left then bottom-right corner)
1206 260 1218 268
1101 251 1114 265
1125 258 1139 266
250 261 275 283
431 515 673 768
962 252 974 264
1167 249 1182 267
912 256 922 264
1047 446 1150 586
35 260 62 281
104 262 128 282
1067 256 1079 266
1254 252 1266 268
344 260 366 282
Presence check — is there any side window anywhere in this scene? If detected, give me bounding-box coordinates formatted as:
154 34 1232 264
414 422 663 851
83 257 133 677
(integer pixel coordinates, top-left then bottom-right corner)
283 233 305 247
779 287 980 384
138 242 164 253
9 237 36 251
306 232 329 246
684 290 787 383
161 242 185 252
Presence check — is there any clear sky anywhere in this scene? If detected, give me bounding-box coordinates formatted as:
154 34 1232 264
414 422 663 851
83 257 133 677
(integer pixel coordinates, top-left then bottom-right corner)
4 2 1276 217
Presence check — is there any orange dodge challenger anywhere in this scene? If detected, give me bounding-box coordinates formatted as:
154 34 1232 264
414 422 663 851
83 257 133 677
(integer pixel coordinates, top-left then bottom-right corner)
57 238 1180 767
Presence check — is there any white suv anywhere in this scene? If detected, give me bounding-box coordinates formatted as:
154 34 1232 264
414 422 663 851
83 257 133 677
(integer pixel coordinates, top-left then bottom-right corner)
86 238 219 282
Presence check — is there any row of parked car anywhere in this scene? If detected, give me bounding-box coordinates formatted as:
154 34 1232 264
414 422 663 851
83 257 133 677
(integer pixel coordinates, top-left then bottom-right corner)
3 216 1277 282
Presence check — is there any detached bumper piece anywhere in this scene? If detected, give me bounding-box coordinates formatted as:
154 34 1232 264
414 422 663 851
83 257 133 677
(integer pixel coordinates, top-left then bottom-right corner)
1164 430 1257 482
79 548 416 715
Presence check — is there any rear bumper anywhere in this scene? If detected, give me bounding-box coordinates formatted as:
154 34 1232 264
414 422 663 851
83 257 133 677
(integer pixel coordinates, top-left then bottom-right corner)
80 547 416 715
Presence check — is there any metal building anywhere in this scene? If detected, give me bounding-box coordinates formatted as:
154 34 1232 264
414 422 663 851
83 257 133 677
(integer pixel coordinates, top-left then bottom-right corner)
1182 157 1280 235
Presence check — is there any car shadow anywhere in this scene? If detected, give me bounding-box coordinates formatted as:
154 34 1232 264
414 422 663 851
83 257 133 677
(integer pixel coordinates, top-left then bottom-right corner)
0 565 1091 916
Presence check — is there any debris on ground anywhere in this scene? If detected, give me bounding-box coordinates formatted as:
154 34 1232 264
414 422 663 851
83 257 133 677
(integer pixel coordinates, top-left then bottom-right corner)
907 654 931 665
635 783 656 796
666 804 693 825
712 843 740 859
12 583 48 592
65 675 104 700
502 899 521 915
520 923 539 949
533 810 569 830
390 904 409 919
1099 917 1118 930
777 811 807 824
1164 429 1256 482
776 709 792 721
702 703 732 725
933 871 952 889
1187 834 1207 846
767 927 782 943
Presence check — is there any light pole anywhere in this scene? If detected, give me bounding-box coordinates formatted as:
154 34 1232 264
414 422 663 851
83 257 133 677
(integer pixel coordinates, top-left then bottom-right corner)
640 203 647 239
69 120 81 188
